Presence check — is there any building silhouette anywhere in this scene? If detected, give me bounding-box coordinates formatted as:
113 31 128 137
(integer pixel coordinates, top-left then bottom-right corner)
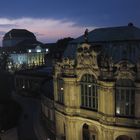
2 29 36 47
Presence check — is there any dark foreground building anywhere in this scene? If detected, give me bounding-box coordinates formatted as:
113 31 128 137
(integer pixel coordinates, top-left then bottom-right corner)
14 67 55 140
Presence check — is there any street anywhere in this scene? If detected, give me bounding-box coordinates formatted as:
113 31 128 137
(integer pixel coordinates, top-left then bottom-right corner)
12 92 48 140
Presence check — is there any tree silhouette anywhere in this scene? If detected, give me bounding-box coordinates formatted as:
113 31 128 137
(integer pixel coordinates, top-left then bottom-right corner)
56 37 74 52
0 53 10 71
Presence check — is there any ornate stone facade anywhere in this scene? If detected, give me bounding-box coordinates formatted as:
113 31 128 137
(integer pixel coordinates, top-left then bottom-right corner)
54 27 140 140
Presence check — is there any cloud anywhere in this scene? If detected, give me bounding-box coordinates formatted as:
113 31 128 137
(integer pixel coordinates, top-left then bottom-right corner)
0 17 96 45
0 24 18 28
0 31 6 35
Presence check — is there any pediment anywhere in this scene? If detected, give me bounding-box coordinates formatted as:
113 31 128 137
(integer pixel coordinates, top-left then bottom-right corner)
114 60 135 70
76 43 100 69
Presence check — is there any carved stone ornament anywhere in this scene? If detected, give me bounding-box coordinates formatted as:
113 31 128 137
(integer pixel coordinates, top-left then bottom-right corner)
115 60 134 71
61 57 75 69
114 60 136 79
117 71 134 79
76 43 99 69
100 55 114 71
84 29 88 43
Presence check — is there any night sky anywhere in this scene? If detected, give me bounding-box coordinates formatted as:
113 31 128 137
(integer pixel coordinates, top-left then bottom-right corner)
0 0 139 44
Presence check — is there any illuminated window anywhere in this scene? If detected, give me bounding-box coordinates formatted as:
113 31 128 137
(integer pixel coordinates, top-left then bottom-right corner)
116 79 135 117
57 79 64 104
80 74 98 110
36 49 41 53
8 65 11 69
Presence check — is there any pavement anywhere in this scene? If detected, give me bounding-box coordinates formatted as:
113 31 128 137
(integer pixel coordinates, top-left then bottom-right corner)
12 92 49 140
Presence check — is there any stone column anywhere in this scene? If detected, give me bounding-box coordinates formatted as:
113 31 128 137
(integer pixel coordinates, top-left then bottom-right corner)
63 77 77 107
98 81 115 118
66 119 79 140
53 76 58 102
135 83 140 118
55 112 65 140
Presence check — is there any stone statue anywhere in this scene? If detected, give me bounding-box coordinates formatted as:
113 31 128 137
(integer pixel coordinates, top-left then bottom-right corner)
84 29 88 43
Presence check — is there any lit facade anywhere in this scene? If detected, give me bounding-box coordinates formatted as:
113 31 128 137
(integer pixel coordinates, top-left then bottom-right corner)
0 29 49 71
53 24 140 140
8 46 47 71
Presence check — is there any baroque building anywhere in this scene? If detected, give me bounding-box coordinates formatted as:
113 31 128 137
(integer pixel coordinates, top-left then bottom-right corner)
53 23 140 140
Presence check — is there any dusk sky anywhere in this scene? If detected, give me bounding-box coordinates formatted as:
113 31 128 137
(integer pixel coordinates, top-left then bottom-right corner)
0 0 139 45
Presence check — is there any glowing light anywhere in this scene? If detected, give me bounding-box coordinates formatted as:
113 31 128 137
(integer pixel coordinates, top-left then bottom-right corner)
8 65 11 69
61 87 64 90
46 48 49 52
28 49 32 53
22 85 25 89
88 84 92 87
36 49 41 53
116 107 120 114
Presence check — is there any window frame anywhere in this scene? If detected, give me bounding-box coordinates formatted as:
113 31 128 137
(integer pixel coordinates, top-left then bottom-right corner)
80 74 98 111
115 79 135 118
57 78 64 104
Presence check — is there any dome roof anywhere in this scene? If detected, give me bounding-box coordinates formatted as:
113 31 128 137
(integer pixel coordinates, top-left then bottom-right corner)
3 29 36 40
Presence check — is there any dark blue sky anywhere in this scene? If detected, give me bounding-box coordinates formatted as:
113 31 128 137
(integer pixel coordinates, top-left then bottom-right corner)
0 0 139 43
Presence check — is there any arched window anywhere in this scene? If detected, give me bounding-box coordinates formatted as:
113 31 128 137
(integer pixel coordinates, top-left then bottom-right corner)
116 79 135 117
57 78 64 104
83 124 90 140
116 135 133 140
81 74 98 110
82 124 97 140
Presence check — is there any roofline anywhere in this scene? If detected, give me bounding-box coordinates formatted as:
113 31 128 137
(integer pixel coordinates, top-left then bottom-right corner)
70 39 140 45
